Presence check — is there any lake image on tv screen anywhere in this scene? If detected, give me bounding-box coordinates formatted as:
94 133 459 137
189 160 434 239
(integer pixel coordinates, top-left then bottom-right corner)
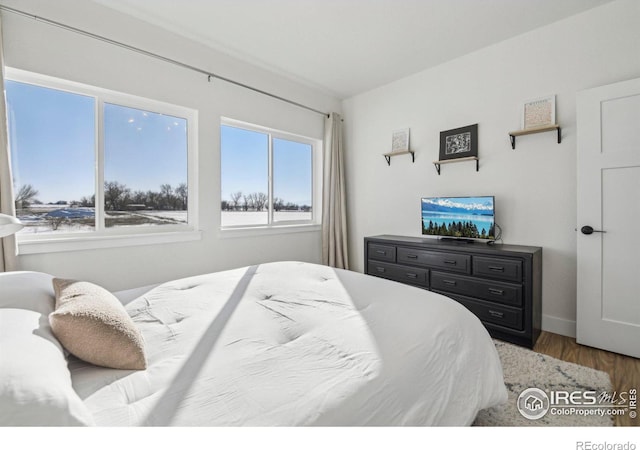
421 197 495 239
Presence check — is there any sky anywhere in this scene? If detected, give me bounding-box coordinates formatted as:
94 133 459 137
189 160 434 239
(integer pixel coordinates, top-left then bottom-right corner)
104 103 187 193
7 80 95 204
422 196 495 212
7 80 187 204
7 80 312 207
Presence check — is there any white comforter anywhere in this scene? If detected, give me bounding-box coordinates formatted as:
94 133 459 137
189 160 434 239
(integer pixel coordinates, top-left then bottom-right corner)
69 261 507 426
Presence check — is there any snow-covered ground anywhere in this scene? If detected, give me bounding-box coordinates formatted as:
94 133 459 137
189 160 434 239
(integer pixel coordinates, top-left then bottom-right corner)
221 211 312 227
16 206 187 234
139 210 188 222
17 207 312 234
18 223 95 234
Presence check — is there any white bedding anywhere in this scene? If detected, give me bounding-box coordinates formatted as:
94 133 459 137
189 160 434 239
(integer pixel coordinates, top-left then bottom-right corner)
66 261 507 426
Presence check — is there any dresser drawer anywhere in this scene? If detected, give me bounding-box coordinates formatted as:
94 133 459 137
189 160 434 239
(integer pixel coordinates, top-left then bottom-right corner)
447 294 524 331
473 256 522 282
367 261 428 287
397 247 470 274
368 243 396 262
431 271 522 307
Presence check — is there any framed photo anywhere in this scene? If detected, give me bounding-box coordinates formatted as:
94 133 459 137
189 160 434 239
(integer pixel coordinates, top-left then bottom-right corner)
391 128 410 152
438 124 478 161
521 95 556 129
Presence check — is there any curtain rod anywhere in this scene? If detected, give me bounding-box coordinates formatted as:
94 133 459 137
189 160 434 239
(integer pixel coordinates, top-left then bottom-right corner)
0 4 330 118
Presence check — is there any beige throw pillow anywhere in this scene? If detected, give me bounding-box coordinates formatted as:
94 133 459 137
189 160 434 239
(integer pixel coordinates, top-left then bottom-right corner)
50 278 147 370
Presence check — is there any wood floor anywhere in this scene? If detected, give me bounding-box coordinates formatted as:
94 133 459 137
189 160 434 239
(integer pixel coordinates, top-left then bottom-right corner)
533 331 640 426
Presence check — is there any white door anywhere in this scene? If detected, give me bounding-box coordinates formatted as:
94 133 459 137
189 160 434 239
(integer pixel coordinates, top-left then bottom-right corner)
576 77 640 358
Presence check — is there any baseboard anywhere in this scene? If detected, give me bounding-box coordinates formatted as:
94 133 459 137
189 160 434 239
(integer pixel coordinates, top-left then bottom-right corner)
542 314 576 338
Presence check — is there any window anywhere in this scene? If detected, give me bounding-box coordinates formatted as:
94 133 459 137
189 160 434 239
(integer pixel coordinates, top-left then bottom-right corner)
6 69 198 252
220 119 320 230
8 80 96 234
103 103 188 229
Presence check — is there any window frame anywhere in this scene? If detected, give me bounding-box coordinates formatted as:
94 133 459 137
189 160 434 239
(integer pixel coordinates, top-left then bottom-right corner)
6 68 200 254
219 117 322 235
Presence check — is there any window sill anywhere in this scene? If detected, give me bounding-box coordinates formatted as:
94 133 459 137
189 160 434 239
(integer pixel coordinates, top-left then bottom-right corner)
219 223 321 239
17 230 202 255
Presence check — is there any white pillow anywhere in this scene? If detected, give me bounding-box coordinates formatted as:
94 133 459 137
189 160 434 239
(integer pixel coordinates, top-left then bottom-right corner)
0 271 94 426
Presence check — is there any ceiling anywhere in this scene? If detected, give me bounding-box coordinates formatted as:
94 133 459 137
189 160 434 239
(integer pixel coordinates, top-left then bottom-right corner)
92 0 614 99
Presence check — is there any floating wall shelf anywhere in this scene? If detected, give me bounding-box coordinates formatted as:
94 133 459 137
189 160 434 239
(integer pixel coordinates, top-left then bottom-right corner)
508 124 561 149
383 150 415 166
432 156 479 175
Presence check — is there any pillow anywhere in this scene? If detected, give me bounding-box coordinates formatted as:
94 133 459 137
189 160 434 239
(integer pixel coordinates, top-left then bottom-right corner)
0 271 94 426
50 278 147 370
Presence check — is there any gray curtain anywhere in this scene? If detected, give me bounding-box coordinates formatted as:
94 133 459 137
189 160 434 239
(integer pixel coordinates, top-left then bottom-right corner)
322 112 349 269
0 14 18 271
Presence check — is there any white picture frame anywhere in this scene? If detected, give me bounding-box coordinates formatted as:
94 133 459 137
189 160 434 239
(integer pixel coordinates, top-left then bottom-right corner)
391 128 410 152
521 95 556 130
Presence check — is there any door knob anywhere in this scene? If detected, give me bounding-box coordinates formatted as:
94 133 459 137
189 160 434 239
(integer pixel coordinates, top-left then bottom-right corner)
580 225 606 235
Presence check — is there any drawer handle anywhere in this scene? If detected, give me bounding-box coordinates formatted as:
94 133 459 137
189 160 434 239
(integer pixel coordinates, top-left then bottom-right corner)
444 260 457 265
405 273 418 279
488 288 504 296
405 254 418 259
489 266 505 272
442 280 457 286
489 310 504 318
376 267 386 273
376 250 387 255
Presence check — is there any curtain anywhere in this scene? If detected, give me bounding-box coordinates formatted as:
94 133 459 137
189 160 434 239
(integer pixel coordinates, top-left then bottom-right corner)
322 112 349 270
0 14 18 271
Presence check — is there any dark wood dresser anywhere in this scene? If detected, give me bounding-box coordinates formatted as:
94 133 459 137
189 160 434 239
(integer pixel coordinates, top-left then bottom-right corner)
364 235 542 348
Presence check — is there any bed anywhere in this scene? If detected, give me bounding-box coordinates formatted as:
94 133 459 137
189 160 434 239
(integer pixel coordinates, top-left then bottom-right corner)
0 261 507 426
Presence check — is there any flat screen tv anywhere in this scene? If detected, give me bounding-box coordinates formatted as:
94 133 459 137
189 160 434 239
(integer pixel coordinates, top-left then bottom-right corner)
421 196 495 241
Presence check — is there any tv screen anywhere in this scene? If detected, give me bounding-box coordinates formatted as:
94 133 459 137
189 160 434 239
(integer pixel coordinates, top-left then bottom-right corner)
421 196 495 240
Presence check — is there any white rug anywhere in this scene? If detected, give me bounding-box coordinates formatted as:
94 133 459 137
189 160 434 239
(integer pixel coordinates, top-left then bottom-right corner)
474 340 614 426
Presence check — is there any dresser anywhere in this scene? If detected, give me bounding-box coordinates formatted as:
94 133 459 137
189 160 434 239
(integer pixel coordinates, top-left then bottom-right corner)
364 235 542 348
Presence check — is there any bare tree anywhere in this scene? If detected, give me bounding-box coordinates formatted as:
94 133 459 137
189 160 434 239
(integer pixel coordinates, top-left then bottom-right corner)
60 181 190 213
104 181 131 211
15 184 39 209
159 184 172 209
273 197 284 211
131 191 147 206
47 216 66 231
243 194 253 211
151 191 163 209
175 183 188 210
255 192 268 211
230 191 242 211
79 195 95 207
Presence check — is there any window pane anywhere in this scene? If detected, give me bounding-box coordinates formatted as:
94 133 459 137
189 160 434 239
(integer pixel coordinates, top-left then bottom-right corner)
6 81 96 234
273 138 312 222
220 125 268 226
104 103 188 228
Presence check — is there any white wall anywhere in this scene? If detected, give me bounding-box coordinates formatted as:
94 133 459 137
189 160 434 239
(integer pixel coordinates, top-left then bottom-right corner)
342 0 640 337
2 0 341 290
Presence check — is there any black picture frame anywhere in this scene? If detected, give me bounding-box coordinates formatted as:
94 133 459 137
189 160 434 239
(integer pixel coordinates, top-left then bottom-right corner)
438 124 478 161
